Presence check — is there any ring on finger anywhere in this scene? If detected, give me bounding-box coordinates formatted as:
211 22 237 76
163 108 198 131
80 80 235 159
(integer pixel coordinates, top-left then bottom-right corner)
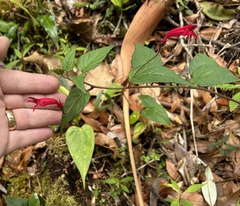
5 109 16 131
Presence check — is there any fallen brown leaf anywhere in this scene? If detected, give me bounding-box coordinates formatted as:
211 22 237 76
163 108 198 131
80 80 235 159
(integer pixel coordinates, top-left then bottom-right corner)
85 62 114 96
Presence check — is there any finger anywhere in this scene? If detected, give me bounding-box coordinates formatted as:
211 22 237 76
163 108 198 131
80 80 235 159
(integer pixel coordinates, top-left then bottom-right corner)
0 85 9 157
0 69 60 94
0 101 9 157
12 109 62 130
0 37 10 60
4 93 66 110
4 128 53 155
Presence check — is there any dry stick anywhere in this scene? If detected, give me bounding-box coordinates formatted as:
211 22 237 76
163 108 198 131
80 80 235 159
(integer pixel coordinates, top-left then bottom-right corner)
119 0 175 205
176 0 198 156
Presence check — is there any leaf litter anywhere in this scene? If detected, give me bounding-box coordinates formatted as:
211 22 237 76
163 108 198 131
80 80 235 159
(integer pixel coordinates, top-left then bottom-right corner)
1 0 240 205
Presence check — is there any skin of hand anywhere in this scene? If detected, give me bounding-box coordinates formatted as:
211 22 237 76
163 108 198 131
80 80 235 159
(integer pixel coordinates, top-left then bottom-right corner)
0 36 66 157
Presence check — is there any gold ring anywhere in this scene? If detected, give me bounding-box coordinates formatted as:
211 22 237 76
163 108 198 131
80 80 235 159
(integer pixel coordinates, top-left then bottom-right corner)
5 110 16 131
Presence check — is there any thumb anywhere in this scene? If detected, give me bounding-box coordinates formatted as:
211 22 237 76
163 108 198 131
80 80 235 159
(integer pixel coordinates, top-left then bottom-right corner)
0 36 10 60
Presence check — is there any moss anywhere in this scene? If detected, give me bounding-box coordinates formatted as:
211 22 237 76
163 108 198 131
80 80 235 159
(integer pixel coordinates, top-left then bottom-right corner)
0 0 14 11
42 175 78 206
4 174 40 199
46 136 71 160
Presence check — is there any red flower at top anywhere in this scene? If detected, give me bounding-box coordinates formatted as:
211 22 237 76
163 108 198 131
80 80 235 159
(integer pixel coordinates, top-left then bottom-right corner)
28 97 63 111
161 24 198 45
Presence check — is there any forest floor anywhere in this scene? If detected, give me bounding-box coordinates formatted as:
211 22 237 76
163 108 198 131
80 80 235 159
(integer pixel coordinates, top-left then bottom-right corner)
0 0 240 205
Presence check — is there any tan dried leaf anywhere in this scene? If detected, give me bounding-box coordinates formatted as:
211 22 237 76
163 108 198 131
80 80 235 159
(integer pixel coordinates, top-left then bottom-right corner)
207 51 227 67
139 84 161 99
95 133 117 152
181 192 207 206
109 54 124 83
80 113 108 133
166 159 180 180
23 51 61 72
85 62 114 96
129 93 143 112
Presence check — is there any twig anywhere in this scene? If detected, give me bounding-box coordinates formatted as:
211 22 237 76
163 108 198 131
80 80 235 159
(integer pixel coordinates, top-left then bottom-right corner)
190 89 198 156
121 159 156 177
164 15 179 27
201 37 240 52
176 0 198 156
113 11 123 35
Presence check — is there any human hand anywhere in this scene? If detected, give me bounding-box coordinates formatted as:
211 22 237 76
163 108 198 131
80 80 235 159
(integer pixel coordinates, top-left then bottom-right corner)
0 36 66 157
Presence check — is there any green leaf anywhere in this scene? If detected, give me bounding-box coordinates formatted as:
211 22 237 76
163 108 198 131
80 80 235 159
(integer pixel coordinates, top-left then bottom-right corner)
6 23 18 41
59 76 71 91
74 1 105 10
225 144 237 151
14 48 22 59
102 83 122 100
35 193 46 206
60 42 69 53
139 95 170 127
37 13 59 48
120 176 134 183
103 178 119 184
120 184 130 193
0 19 18 42
129 44 190 85
28 193 45 206
217 135 229 145
165 197 174 203
62 46 77 72
69 73 87 93
170 179 180 193
23 44 34 56
28 194 40 206
58 86 69 95
6 59 20 69
200 1 237 21
229 92 240 112
189 53 239 86
133 122 147 143
94 90 109 111
60 87 90 132
76 46 114 72
66 125 95 189
129 111 140 125
94 83 122 110
121 4 135 11
111 0 134 10
183 184 203 193
73 2 89 7
181 199 193 206
50 69 65 75
171 198 180 206
94 90 114 111
111 0 128 8
219 147 229 156
3 196 28 206
0 20 15 33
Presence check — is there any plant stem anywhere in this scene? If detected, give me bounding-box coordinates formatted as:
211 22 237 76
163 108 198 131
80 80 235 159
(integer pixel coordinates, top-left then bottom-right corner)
84 81 240 105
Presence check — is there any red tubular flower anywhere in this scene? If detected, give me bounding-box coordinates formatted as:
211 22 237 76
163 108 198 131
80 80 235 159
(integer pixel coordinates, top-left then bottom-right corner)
161 24 198 45
28 97 63 111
